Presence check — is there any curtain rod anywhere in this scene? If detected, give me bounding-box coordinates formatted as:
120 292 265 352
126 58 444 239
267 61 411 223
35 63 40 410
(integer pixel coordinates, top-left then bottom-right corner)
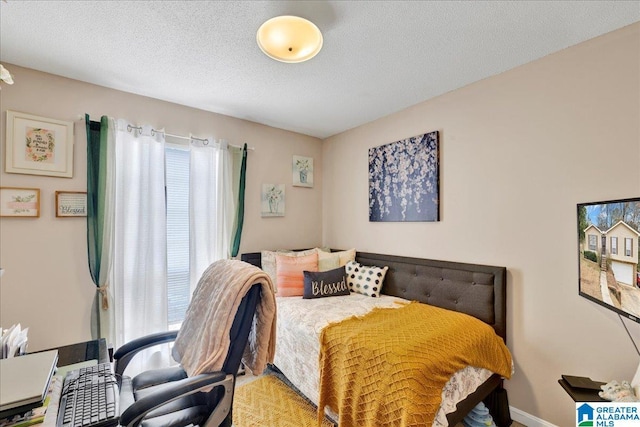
126 124 255 150
164 131 255 151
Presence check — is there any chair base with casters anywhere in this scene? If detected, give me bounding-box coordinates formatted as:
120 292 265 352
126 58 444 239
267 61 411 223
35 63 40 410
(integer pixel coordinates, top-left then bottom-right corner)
113 284 262 427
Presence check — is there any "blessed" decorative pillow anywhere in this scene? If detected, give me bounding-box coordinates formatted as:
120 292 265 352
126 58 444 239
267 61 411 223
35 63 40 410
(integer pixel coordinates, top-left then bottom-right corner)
303 266 350 299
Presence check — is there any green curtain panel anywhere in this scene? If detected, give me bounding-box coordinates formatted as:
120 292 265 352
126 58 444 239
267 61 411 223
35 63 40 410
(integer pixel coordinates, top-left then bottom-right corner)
231 143 248 257
87 116 104 283
86 114 111 339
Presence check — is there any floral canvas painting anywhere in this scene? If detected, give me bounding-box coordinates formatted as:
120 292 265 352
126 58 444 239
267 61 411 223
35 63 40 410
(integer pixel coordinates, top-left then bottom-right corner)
261 184 285 217
369 131 439 222
293 155 313 187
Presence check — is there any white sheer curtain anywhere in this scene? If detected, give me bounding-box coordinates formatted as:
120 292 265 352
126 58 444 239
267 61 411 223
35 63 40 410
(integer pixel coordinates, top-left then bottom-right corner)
189 138 236 293
112 120 169 373
105 126 239 375
98 118 117 346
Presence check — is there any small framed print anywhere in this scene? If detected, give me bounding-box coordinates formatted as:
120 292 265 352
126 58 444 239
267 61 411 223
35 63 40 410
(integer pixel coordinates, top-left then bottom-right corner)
261 184 285 217
5 110 74 178
293 155 313 188
55 191 87 217
0 187 40 217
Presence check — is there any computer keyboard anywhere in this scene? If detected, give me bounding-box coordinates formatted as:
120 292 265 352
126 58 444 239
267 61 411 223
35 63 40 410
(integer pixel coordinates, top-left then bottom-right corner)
56 363 119 427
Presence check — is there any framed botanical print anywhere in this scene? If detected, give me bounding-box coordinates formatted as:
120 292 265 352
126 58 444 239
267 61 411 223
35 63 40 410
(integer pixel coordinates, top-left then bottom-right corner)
0 187 40 217
293 155 313 187
261 184 285 217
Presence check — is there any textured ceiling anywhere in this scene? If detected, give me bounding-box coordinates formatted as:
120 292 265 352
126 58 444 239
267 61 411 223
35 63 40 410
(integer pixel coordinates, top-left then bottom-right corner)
1 1 638 139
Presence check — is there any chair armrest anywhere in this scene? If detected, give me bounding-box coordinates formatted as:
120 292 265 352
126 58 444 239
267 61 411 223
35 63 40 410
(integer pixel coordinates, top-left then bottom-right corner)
119 371 230 427
113 330 179 376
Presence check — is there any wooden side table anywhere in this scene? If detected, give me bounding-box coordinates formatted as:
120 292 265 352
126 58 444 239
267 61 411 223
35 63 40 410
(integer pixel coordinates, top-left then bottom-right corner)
558 378 607 402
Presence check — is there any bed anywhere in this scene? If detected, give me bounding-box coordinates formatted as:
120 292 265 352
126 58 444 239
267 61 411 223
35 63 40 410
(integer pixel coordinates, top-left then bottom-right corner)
240 250 511 426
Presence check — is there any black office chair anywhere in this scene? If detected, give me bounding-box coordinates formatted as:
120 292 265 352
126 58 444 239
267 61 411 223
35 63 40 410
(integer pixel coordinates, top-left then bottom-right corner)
113 283 262 427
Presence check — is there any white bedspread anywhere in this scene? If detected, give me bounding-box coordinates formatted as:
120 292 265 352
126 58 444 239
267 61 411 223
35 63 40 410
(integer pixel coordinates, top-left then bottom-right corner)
273 293 496 427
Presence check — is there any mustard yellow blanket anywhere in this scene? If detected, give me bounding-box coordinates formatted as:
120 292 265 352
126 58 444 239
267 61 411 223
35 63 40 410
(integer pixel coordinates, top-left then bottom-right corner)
317 301 512 427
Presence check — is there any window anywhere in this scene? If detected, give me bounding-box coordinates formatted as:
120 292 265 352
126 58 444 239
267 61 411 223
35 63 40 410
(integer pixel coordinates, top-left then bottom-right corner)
611 237 618 255
165 146 191 329
625 238 633 257
588 235 597 251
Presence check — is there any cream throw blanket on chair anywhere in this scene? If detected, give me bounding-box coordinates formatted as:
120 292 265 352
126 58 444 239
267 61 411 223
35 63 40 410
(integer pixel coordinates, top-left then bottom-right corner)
173 259 277 376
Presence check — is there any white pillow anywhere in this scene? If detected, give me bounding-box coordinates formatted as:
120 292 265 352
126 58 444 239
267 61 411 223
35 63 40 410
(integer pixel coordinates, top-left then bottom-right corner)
336 248 356 266
318 250 340 272
317 248 356 269
345 260 388 297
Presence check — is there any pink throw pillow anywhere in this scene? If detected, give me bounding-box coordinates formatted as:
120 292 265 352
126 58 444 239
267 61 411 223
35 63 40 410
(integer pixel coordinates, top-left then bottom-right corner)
276 252 319 297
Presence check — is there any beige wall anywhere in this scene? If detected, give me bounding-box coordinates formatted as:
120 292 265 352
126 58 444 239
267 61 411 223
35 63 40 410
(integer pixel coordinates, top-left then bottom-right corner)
0 65 323 351
323 23 640 426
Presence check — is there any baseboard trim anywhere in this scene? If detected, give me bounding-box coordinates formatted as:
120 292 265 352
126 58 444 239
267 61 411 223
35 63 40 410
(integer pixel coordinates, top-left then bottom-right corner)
510 406 558 427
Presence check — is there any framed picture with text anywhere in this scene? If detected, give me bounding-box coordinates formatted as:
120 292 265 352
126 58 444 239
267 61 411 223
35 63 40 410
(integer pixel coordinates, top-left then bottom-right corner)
5 110 74 178
55 191 87 217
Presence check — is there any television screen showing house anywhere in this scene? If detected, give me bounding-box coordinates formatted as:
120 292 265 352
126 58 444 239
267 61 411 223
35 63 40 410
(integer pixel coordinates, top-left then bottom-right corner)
578 198 640 321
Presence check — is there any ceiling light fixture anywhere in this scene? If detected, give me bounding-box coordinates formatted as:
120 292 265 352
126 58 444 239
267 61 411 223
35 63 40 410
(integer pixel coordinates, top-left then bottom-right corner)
257 15 323 63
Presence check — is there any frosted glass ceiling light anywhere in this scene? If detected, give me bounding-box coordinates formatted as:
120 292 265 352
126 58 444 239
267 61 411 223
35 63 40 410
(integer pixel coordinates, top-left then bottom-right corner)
257 15 323 63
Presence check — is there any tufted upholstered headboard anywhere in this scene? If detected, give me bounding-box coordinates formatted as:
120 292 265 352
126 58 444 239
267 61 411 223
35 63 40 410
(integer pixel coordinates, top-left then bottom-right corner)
355 252 506 342
240 250 507 342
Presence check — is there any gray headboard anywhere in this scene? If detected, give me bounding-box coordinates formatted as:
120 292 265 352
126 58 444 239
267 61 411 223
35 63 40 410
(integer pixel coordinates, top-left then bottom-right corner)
240 251 507 342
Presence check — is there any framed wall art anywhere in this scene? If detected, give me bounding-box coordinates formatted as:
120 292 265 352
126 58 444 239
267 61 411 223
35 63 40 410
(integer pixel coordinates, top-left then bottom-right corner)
5 110 74 178
0 187 40 217
261 184 285 217
293 155 313 187
55 191 87 217
369 130 439 222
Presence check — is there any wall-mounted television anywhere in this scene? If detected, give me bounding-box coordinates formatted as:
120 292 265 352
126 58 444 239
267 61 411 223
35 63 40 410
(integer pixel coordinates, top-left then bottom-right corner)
578 197 640 323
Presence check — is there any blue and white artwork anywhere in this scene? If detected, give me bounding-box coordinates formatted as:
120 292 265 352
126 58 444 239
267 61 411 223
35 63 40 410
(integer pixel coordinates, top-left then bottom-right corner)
369 131 439 222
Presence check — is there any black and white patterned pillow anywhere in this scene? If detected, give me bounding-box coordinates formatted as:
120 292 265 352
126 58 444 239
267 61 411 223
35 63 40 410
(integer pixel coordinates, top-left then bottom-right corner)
345 260 388 297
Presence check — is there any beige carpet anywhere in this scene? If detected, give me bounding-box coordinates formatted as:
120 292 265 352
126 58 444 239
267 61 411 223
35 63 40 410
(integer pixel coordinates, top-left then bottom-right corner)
233 374 335 427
